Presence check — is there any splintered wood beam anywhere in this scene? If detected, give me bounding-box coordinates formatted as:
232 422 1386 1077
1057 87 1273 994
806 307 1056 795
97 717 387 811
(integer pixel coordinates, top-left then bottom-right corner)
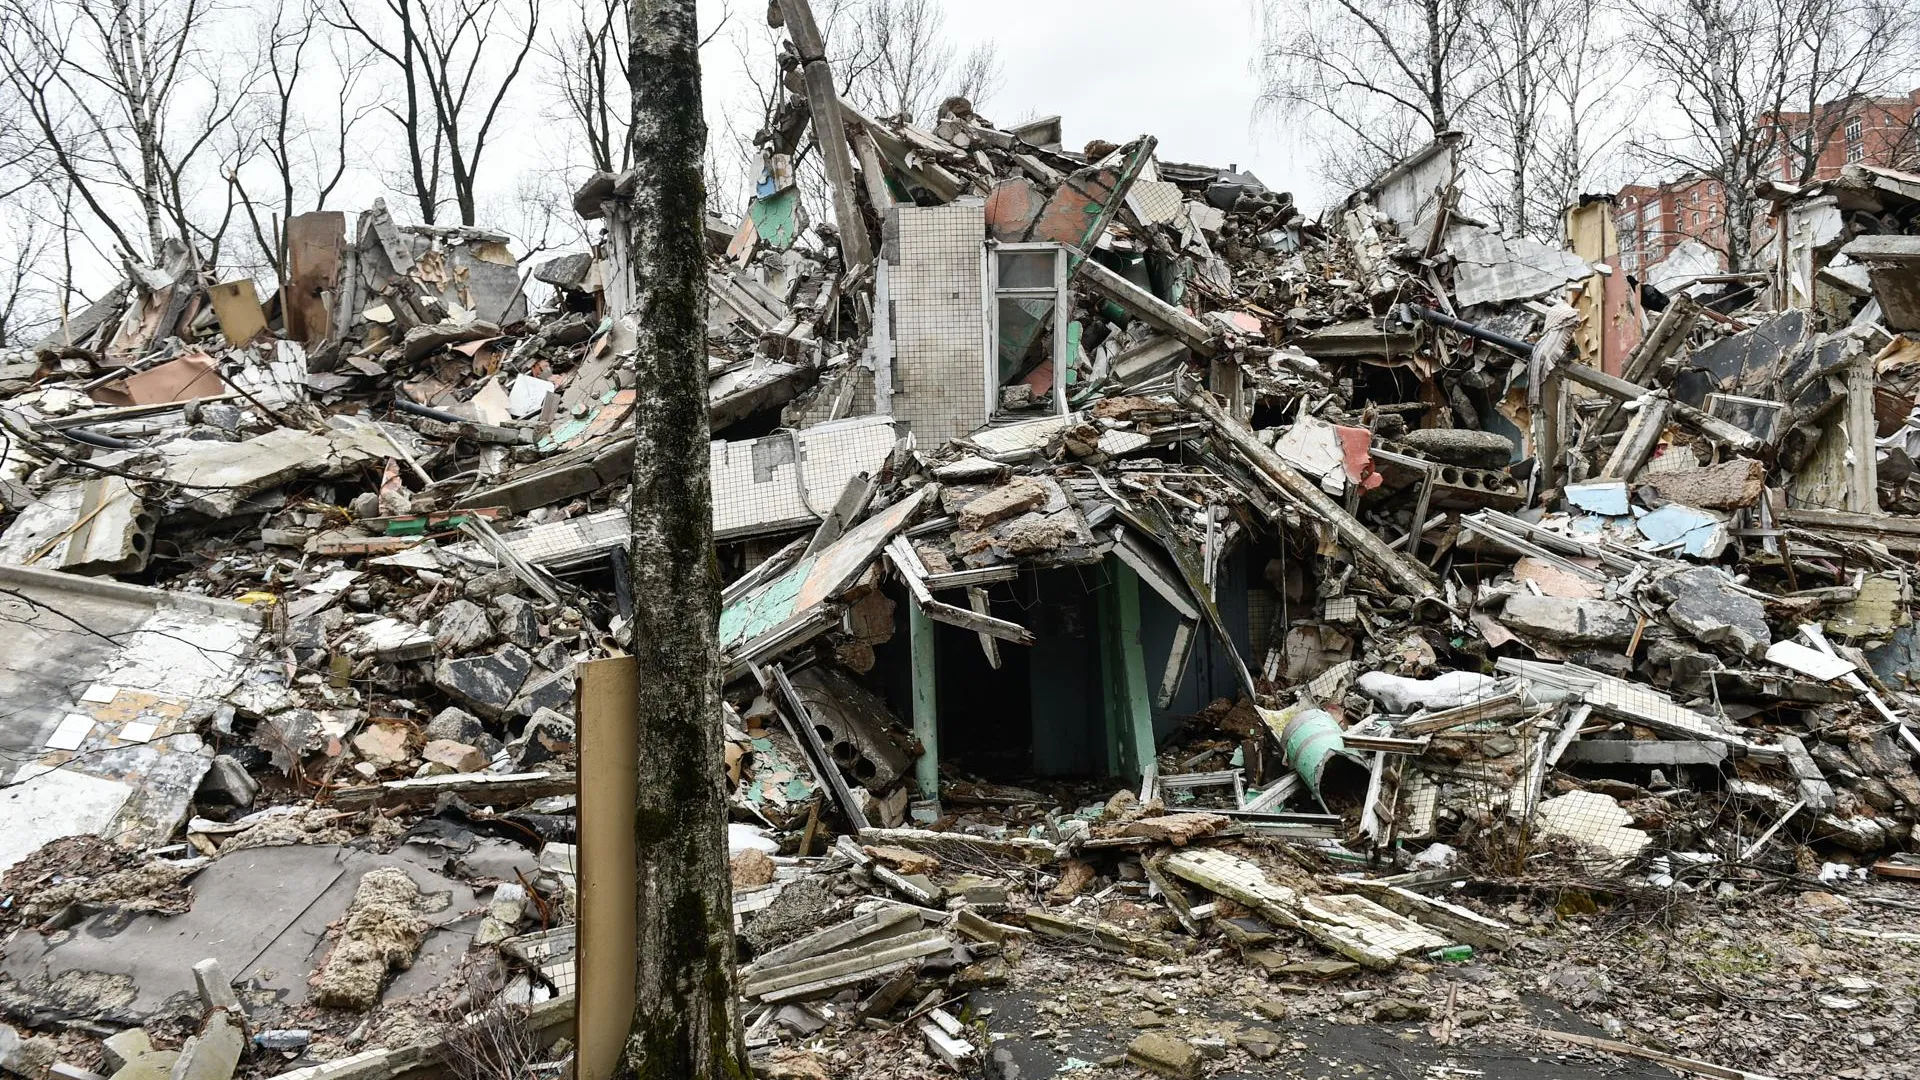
1177 378 1440 605
886 537 1034 644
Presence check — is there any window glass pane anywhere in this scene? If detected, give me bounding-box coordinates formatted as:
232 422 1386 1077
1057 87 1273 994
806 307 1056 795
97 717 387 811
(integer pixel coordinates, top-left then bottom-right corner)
997 250 1056 290
996 296 1054 384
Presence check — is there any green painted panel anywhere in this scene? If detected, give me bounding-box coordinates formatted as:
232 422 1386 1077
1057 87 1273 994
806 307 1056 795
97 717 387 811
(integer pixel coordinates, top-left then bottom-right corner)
748 187 802 251
718 555 814 652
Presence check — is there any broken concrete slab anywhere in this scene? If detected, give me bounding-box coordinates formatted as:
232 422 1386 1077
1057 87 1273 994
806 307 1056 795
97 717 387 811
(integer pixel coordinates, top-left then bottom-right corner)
1447 223 1595 308
428 599 496 654
0 478 156 576
712 417 898 541
1398 428 1515 470
1499 595 1639 645
1535 791 1651 866
1641 458 1766 509
0 844 479 1022
1119 812 1230 846
1126 1032 1201 1079
340 618 434 662
155 423 396 519
1654 567 1771 658
951 477 1049 531
1560 740 1730 766
1 1025 58 1080
1164 849 1448 968
350 722 412 768
421 739 486 772
0 566 261 874
167 1010 242 1080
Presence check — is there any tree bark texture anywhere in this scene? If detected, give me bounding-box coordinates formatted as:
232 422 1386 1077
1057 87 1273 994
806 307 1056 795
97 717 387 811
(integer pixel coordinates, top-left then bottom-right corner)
620 0 746 1077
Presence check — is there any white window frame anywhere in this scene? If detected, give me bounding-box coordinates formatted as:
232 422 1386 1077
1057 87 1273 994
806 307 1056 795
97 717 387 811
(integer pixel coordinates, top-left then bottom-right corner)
983 242 1070 420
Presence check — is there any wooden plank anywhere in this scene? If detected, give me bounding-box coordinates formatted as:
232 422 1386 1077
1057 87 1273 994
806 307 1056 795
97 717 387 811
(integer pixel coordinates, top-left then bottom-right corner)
1179 379 1439 605
922 565 1019 590
1164 849 1447 968
207 280 268 345
1399 690 1531 735
857 826 1059 865
283 211 345 344
1555 359 1761 453
1073 254 1216 356
1846 356 1879 513
925 596 1033 643
742 930 949 999
1023 909 1184 960
1348 881 1512 951
966 586 1002 669
747 906 919 971
1531 1028 1784 1080
1599 396 1669 481
330 771 574 810
1142 857 1202 936
575 658 637 1080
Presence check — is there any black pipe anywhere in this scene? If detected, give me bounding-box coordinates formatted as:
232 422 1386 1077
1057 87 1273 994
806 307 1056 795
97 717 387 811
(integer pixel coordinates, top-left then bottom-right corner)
1409 305 1534 358
63 426 138 450
393 396 468 425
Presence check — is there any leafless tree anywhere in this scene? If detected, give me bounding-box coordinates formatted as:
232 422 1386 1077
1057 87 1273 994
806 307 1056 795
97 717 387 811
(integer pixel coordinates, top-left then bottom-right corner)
1620 0 1919 270
230 4 379 279
540 0 730 177
621 0 746 1074
948 37 1003 112
1462 0 1631 239
333 0 540 226
544 0 630 175
0 0 256 265
1770 0 1919 185
1531 17 1635 229
845 0 1000 123
0 204 54 346
1254 0 1495 190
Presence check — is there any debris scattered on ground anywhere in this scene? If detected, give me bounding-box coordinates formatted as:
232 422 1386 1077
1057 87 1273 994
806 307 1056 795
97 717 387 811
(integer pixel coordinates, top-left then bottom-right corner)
2 4 1920 1079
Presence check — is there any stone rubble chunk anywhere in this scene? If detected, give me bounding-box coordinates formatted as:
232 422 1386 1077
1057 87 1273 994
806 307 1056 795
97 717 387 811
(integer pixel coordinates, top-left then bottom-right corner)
432 645 534 718
421 739 487 772
1126 1032 1201 1080
312 868 427 1010
430 599 497 654
1498 594 1639 644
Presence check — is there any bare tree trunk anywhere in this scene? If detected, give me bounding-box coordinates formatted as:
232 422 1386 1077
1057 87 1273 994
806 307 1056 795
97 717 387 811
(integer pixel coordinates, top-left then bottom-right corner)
620 0 745 1077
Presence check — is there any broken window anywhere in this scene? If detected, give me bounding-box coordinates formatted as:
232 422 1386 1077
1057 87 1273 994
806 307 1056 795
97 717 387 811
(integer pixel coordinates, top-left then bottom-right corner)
986 243 1069 419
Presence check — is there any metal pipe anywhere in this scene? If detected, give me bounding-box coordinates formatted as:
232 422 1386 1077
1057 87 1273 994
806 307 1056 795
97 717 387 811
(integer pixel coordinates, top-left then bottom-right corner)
63 426 138 450
1409 305 1533 357
392 396 467 425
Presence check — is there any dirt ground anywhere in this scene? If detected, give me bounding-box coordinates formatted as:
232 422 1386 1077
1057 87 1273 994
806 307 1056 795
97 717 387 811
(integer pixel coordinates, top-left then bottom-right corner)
804 872 1920 1080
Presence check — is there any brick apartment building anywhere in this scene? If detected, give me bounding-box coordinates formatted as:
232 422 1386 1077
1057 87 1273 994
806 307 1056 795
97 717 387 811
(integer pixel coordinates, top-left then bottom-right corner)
1762 88 1920 182
1614 88 1920 276
1615 175 1728 275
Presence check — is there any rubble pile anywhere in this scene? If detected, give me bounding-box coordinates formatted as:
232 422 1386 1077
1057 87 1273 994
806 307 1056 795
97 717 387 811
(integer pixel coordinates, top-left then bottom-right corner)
5 10 1920 1080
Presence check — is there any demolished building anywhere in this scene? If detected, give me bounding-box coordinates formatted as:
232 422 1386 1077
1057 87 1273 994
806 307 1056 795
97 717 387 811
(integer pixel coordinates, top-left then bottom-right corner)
5 8 1920 1080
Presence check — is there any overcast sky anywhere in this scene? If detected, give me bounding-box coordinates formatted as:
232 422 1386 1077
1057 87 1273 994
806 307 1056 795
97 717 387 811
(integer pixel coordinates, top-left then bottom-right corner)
692 0 1321 211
